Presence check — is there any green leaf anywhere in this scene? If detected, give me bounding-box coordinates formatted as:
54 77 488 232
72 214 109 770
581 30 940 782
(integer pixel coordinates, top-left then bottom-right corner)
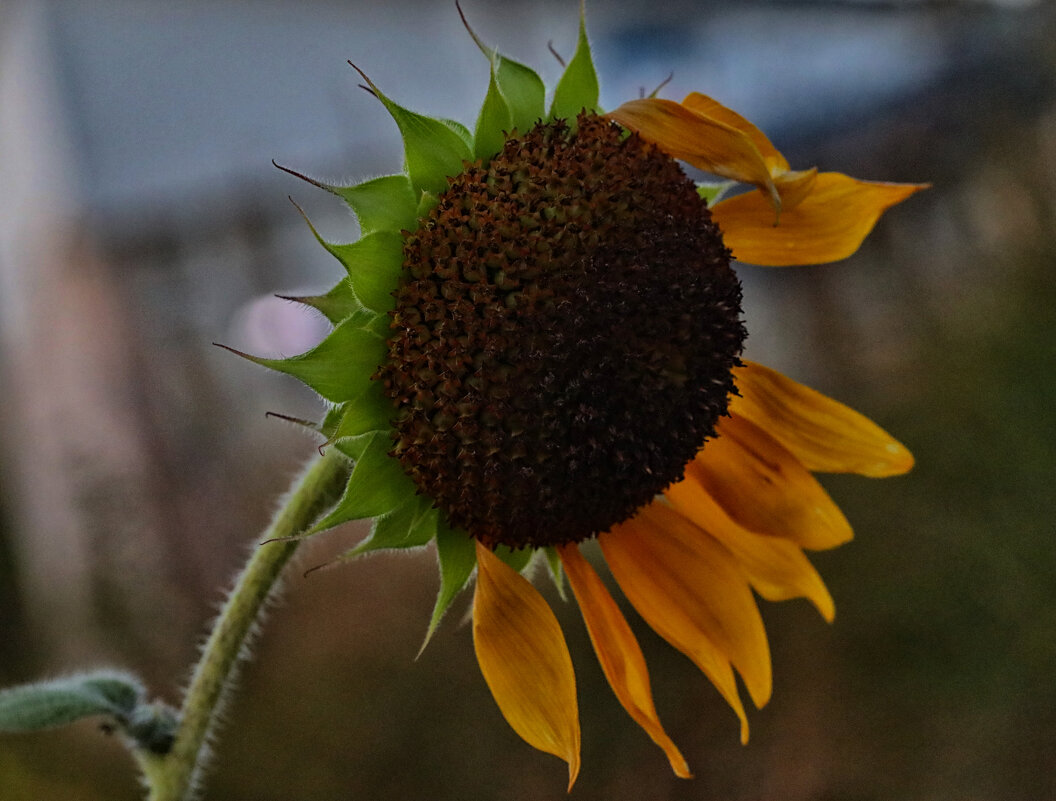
310 431 417 533
421 519 477 653
474 64 514 163
697 180 737 205
0 671 144 732
549 3 600 123
281 281 367 327
330 380 393 440
544 546 567 601
224 315 385 404
332 174 419 235
324 231 405 314
355 67 472 195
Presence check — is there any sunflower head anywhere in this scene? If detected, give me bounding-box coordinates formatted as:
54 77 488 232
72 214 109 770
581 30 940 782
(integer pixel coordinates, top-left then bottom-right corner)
379 112 744 551
233 3 923 788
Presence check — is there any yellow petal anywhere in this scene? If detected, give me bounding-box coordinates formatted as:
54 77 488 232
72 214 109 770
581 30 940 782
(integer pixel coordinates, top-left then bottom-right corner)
663 475 835 622
473 542 581 789
693 415 853 551
607 98 779 210
732 360 914 477
711 172 928 266
600 503 772 742
558 544 692 778
680 92 789 173
772 167 818 212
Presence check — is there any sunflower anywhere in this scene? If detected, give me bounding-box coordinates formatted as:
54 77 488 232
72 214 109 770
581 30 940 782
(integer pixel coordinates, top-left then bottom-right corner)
237 5 923 787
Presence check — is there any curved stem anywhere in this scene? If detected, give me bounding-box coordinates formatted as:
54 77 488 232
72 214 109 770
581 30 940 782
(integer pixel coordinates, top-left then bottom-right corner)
140 448 350 801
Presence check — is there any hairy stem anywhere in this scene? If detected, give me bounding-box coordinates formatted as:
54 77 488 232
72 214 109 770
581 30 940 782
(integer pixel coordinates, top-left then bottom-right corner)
139 448 350 801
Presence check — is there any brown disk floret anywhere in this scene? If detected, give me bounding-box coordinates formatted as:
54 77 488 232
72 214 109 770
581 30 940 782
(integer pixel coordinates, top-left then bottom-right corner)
376 113 745 550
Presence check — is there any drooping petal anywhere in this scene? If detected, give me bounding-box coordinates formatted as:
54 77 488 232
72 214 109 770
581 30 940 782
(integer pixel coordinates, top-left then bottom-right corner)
680 92 789 172
711 172 928 266
732 361 915 477
663 476 835 622
558 544 692 778
607 98 779 210
772 167 818 212
600 503 773 742
693 415 854 551
473 542 581 789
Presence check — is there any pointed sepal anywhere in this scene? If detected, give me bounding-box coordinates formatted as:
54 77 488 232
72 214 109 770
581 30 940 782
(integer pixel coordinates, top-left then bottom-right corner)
308 430 418 534
323 231 405 314
549 1 600 123
352 64 473 196
218 315 386 405
459 2 545 155
333 174 419 235
335 494 438 560
420 519 477 653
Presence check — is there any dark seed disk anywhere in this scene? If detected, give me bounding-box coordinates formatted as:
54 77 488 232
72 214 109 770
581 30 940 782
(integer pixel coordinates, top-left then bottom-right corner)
376 113 745 550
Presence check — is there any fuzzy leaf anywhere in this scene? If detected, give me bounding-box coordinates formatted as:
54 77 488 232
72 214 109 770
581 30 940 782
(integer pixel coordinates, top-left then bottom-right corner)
0 671 144 732
310 431 417 533
474 64 514 163
324 231 405 313
358 69 472 196
549 4 600 123
421 520 477 652
333 174 419 235
229 317 385 405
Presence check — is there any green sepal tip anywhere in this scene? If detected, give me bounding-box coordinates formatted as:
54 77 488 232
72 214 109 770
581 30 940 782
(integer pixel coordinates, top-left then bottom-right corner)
333 174 419 235
342 494 438 559
286 198 404 314
321 231 405 314
218 314 385 405
549 0 600 124
420 519 477 656
309 430 418 534
351 63 473 196
459 3 545 160
273 163 418 235
278 282 367 328
474 63 514 163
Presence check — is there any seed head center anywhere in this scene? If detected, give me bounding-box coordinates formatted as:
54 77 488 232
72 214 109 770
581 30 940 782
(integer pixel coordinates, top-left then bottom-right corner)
377 113 745 550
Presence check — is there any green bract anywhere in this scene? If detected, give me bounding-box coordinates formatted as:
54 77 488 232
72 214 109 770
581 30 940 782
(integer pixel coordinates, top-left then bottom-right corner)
240 8 600 639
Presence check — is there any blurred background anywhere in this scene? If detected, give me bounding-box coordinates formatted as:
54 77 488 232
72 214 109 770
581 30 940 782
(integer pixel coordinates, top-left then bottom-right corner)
1 0 1054 798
